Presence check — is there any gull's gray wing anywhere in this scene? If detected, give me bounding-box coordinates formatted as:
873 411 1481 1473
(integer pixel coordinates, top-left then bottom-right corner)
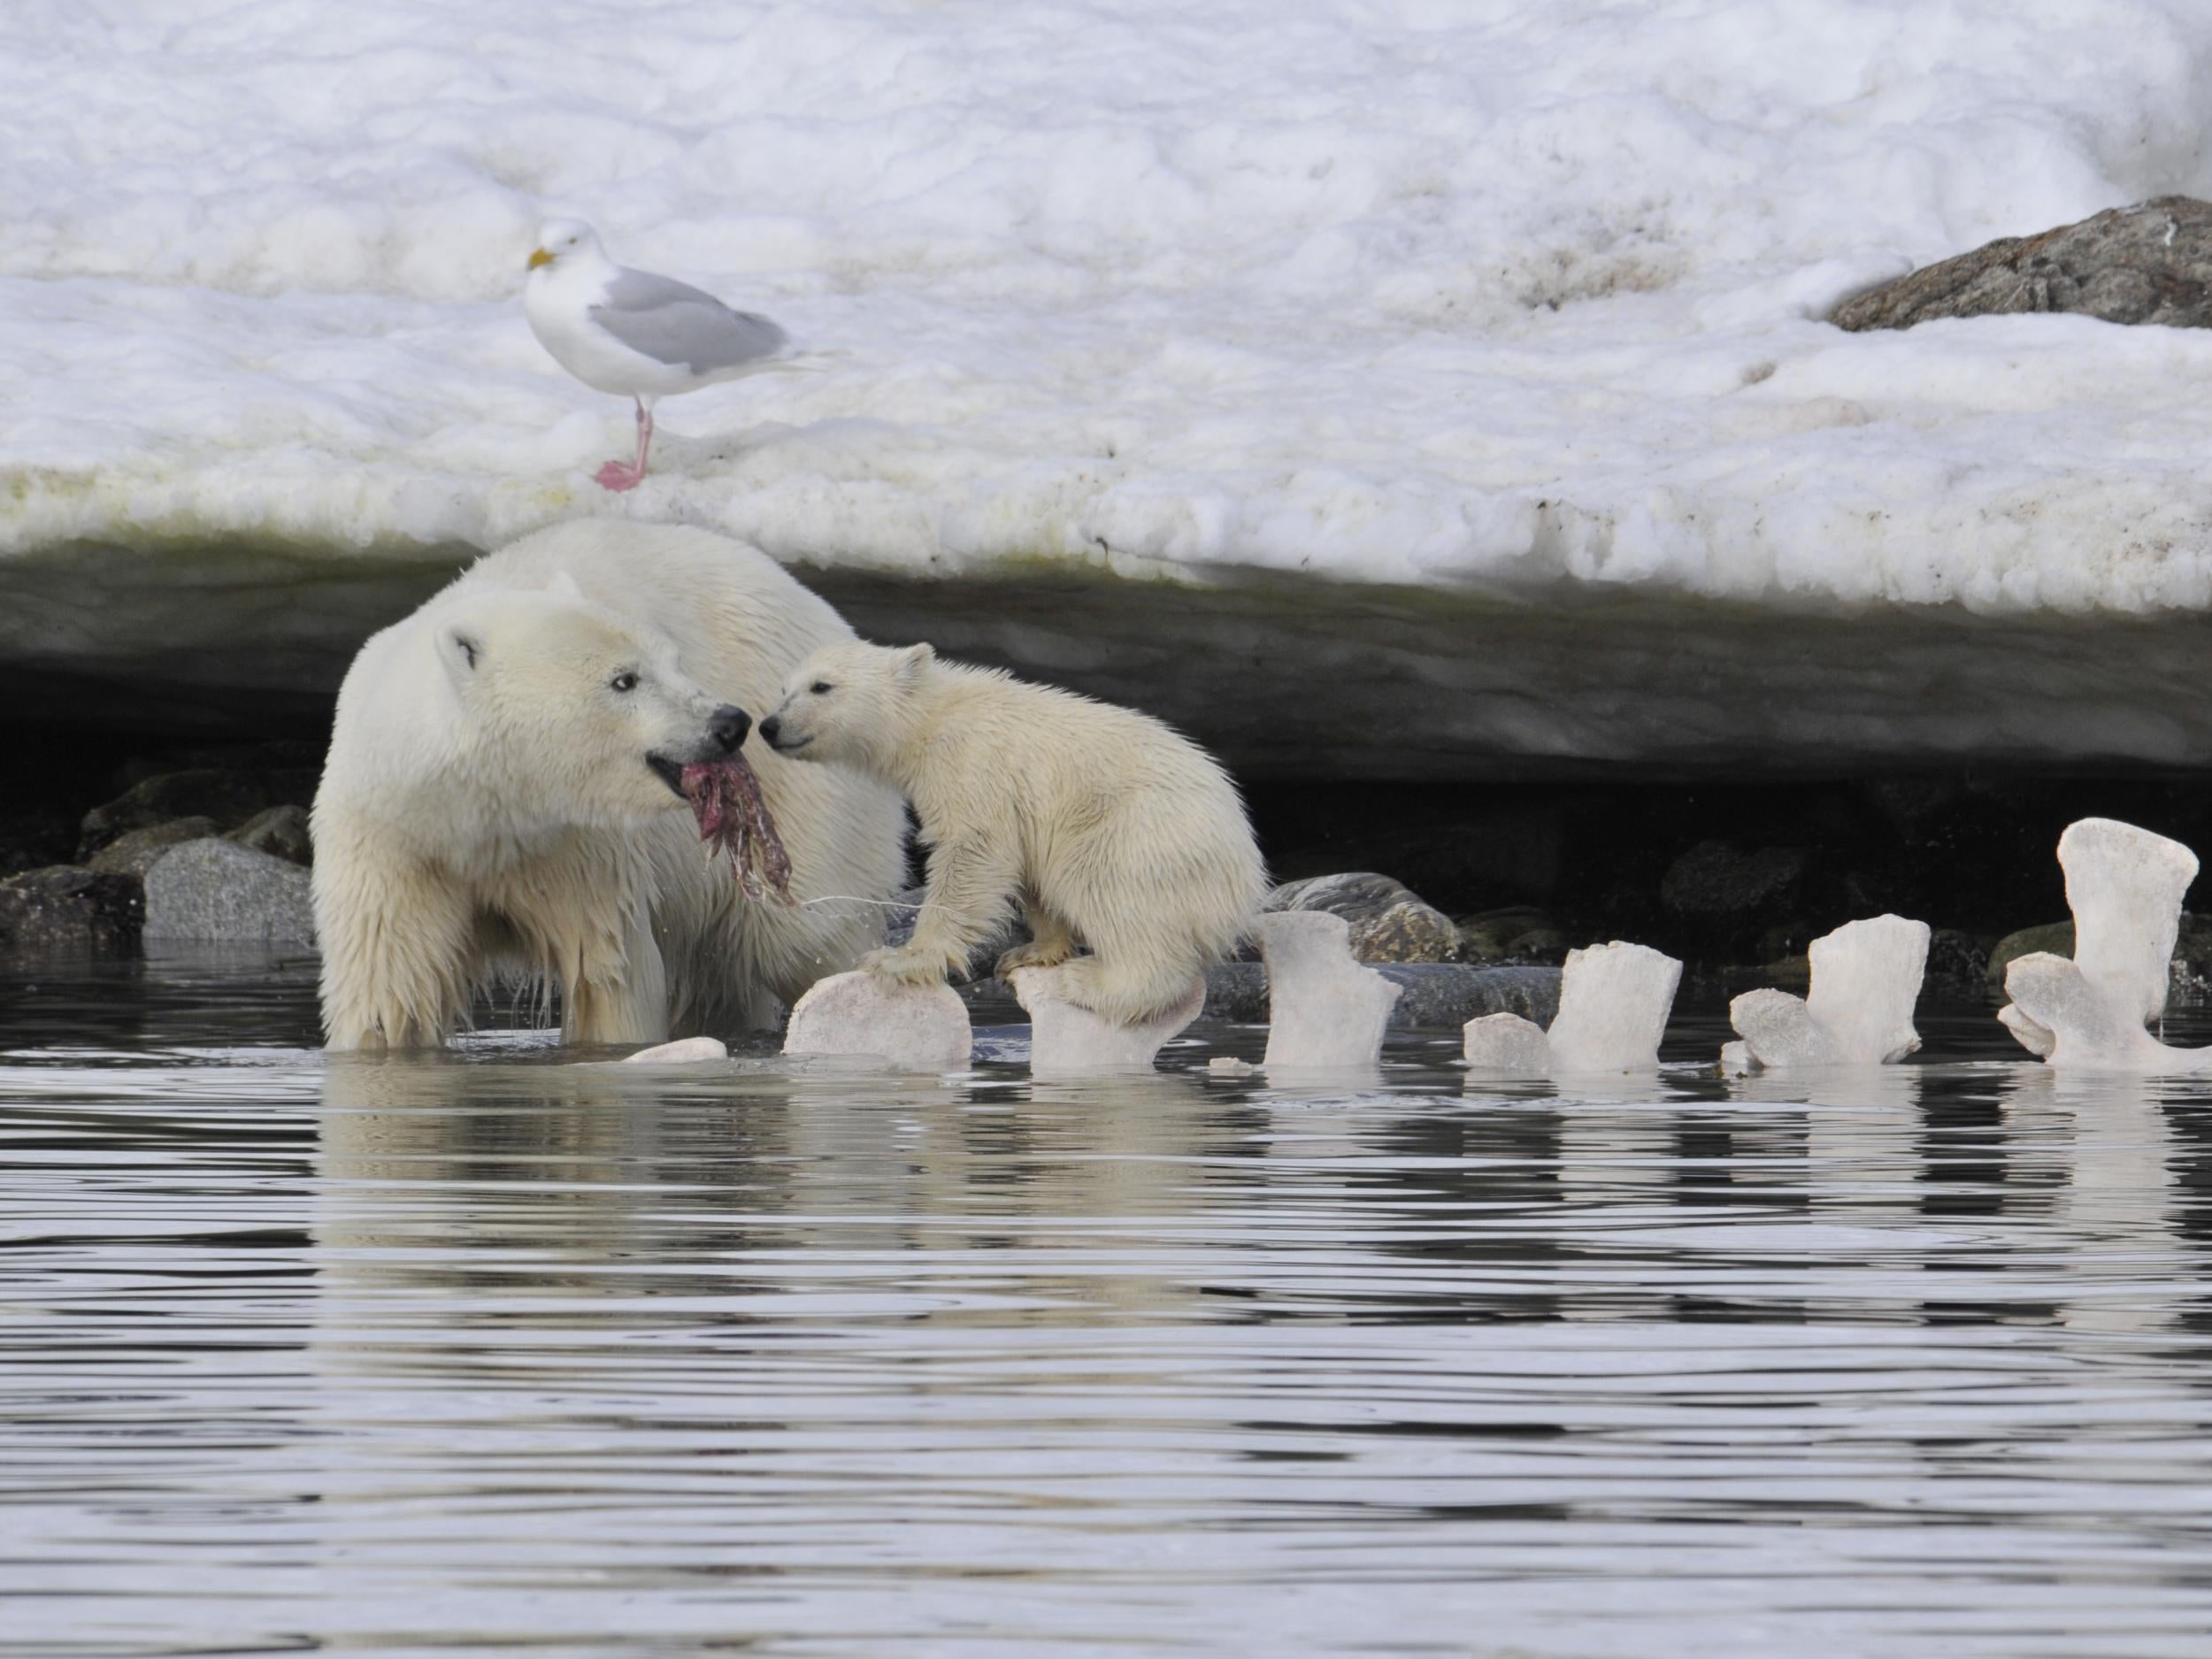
589 268 789 375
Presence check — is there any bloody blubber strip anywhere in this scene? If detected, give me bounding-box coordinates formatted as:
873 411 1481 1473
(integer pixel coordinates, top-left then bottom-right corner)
680 758 795 904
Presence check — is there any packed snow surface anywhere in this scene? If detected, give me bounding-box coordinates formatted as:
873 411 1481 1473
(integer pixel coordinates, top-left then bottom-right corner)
7 0 2212 611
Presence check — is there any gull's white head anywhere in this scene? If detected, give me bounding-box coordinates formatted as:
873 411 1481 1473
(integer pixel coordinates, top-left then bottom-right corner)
527 219 603 273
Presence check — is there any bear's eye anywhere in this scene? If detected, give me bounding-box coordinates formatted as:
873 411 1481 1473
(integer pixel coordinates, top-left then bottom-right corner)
610 671 639 693
810 680 833 695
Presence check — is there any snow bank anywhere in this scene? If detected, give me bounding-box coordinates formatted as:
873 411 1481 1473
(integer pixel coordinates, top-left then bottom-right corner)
6 0 2212 611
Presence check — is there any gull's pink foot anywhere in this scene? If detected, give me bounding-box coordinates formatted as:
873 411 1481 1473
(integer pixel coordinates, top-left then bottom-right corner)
592 397 655 492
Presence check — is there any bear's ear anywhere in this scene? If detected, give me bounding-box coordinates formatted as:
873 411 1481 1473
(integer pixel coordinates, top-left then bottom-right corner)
437 624 483 687
545 571 585 603
897 641 935 684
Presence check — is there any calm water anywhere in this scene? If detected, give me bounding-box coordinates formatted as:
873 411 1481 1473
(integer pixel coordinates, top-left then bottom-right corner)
7 951 2212 1658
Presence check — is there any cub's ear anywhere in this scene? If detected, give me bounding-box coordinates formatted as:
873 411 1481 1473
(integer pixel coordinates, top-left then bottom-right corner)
438 624 483 687
897 641 935 683
545 571 586 603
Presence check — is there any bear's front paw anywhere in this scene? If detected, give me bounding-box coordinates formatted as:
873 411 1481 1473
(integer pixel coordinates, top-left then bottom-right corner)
859 945 949 987
995 939 1074 978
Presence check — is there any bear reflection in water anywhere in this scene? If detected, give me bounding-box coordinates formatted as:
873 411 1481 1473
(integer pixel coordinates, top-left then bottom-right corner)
311 1052 1237 1382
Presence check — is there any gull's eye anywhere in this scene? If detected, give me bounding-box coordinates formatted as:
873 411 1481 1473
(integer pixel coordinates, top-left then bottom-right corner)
810 680 833 695
611 671 639 693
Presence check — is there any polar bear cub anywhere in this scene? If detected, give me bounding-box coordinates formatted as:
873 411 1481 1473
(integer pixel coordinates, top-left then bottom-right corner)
759 641 1268 1026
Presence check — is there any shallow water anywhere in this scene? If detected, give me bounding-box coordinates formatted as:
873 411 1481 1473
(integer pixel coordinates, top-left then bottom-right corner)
7 950 2212 1658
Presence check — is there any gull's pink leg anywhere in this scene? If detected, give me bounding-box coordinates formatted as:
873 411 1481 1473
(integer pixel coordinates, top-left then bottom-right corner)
595 400 655 492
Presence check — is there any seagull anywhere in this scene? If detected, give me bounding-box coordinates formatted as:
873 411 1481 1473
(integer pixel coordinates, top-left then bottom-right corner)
524 218 792 492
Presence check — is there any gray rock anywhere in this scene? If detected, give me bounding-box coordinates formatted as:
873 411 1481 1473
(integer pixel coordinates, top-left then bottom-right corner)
0 865 142 954
1264 872 1460 962
86 816 219 879
1201 961 1560 1031
79 767 320 859
1835 196 2212 333
225 803 313 866
142 839 315 944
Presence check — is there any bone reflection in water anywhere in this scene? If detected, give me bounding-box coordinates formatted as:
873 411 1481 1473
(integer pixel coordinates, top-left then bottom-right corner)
2000 818 2203 1070
1730 1059 1923 1205
1724 915 1930 1074
808 1069 1226 1325
783 970 973 1071
1463 940 1681 1079
1998 1064 2180 1340
1250 911 1401 1071
1006 965 1203 1078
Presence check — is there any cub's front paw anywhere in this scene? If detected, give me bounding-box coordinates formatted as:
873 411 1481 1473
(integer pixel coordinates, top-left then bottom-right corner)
859 946 949 987
995 939 1074 979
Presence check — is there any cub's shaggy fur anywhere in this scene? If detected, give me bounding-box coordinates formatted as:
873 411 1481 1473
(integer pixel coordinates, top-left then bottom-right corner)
761 641 1267 1025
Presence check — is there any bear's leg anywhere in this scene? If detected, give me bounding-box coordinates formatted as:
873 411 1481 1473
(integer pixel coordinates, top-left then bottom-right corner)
1045 953 1203 1029
995 897 1078 979
315 856 477 1050
863 834 1018 986
561 904 672 1047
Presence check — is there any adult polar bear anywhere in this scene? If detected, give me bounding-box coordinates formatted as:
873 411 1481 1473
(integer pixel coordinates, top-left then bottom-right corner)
312 522 906 1049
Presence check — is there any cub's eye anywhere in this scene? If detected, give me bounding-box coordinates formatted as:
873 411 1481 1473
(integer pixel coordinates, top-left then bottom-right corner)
810 680 833 695
611 672 639 693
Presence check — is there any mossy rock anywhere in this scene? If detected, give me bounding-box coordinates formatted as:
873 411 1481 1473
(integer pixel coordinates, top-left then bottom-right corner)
1985 921 2072 990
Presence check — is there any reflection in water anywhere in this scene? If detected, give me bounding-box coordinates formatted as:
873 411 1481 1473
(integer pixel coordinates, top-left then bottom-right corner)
6 958 2212 1656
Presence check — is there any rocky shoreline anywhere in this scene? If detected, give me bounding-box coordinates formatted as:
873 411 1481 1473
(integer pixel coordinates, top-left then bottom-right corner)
14 729 2212 1026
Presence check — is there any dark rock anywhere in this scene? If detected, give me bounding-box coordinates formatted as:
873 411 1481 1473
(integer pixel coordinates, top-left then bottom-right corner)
1455 906 1569 964
1985 920 2071 991
142 840 315 944
109 739 326 794
1724 954 1811 995
0 865 142 954
86 816 219 880
1265 872 1460 962
2170 914 2212 999
225 803 313 866
0 810 77 879
1199 961 1560 1030
1984 913 2212 998
1926 928 1998 998
1661 841 1808 918
79 767 321 859
1834 196 2212 333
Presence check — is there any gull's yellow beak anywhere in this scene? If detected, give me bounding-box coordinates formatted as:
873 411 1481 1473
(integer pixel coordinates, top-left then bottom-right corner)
527 247 554 270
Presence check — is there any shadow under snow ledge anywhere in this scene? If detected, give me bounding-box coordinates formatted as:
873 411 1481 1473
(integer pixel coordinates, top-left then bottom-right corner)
12 538 2212 778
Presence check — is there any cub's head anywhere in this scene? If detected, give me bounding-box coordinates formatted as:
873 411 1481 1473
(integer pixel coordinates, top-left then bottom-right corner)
433 590 750 828
758 639 933 769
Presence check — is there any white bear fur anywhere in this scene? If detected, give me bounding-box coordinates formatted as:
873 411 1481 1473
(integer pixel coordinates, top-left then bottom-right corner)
311 522 908 1049
761 640 1267 1026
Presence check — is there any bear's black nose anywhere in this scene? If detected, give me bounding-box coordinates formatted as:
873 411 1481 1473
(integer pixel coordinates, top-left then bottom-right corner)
710 705 751 755
758 715 782 747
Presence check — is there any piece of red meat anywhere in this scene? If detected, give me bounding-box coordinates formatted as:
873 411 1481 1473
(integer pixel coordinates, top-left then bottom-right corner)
680 757 795 905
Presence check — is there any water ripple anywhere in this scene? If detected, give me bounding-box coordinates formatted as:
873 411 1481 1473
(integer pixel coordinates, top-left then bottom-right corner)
4 958 2212 1657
